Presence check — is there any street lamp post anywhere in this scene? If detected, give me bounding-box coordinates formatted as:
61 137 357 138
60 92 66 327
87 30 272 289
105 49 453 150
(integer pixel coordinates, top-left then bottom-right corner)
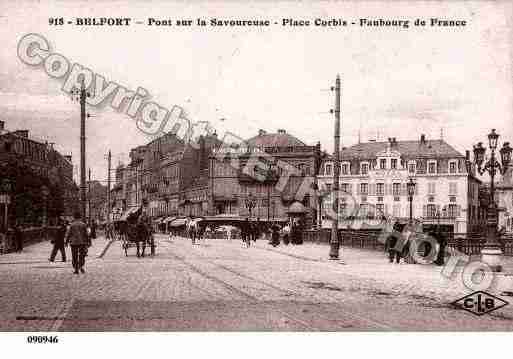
407 178 416 225
245 193 256 219
266 163 276 223
472 129 512 272
0 179 12 233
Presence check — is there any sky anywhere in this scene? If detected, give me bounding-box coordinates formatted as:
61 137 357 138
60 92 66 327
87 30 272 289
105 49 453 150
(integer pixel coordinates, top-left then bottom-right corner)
0 0 512 185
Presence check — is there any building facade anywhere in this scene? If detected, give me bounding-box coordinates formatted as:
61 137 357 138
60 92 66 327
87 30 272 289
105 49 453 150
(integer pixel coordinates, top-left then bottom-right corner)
0 120 78 226
318 135 482 234
210 129 321 225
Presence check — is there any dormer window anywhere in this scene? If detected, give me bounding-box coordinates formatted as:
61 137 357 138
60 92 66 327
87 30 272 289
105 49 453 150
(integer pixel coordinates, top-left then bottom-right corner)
449 161 457 174
408 161 416 174
325 163 332 176
428 160 437 174
361 163 369 175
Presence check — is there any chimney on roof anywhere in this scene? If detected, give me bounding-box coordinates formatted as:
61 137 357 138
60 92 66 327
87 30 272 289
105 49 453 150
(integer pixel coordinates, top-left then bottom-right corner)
277 129 286 134
420 134 426 145
465 150 470 162
14 130 28 138
64 155 72 163
0 120 4 131
258 129 266 136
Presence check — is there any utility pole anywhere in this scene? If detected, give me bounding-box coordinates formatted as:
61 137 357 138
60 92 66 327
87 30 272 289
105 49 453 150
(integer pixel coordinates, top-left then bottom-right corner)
88 168 91 223
107 150 111 224
329 75 341 260
71 82 90 221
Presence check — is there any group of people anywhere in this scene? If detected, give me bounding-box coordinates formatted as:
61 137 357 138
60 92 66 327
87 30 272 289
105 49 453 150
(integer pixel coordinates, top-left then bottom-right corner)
385 221 447 266
48 211 93 274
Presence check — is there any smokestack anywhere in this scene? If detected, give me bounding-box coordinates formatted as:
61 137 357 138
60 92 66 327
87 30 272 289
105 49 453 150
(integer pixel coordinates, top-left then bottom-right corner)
277 129 286 134
420 134 426 145
0 120 4 131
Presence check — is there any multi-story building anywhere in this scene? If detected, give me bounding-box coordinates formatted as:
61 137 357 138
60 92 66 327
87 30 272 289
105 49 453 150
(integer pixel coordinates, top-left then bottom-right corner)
318 135 482 234
86 180 107 223
210 129 321 226
0 120 78 226
491 168 513 233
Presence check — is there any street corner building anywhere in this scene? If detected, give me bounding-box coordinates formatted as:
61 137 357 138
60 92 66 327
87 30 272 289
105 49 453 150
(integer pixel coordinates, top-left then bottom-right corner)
317 134 483 236
0 119 79 230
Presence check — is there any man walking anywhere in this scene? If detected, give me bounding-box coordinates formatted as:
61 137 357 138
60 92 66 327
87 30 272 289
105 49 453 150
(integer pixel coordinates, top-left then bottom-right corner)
49 219 67 262
65 212 90 274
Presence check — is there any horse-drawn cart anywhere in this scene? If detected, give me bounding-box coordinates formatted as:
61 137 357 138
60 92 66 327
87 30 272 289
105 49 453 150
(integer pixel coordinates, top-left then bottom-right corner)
116 207 156 257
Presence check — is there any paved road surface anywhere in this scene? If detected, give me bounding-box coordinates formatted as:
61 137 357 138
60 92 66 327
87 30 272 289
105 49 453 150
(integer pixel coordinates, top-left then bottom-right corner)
1 234 513 331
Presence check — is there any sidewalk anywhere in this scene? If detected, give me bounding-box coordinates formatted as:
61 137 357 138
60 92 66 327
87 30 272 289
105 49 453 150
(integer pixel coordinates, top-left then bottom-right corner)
253 241 513 300
0 235 111 264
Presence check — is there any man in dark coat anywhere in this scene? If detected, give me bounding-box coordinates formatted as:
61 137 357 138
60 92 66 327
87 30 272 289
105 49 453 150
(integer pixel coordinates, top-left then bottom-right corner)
136 215 149 257
49 219 67 262
14 224 23 252
65 212 90 274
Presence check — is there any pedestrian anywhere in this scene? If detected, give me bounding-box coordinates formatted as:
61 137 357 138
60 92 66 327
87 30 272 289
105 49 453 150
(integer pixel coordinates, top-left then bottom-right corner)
90 220 97 239
435 231 447 266
386 221 403 264
64 211 91 274
14 223 23 253
242 218 250 248
271 223 280 247
49 219 67 262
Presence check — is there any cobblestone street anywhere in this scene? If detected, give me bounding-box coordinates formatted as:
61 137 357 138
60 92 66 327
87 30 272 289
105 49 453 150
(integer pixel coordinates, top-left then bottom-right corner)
2 235 513 331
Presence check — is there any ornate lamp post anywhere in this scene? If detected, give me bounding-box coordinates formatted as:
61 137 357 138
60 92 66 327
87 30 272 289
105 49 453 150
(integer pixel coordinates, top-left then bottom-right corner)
0 179 12 233
245 192 256 219
407 177 416 225
472 129 512 271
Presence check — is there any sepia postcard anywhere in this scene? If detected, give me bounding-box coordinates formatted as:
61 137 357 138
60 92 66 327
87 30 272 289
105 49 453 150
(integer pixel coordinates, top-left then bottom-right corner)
1 0 513 354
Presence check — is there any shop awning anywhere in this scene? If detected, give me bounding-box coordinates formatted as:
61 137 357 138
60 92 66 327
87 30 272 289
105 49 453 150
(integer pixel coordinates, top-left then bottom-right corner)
169 218 188 227
119 206 142 221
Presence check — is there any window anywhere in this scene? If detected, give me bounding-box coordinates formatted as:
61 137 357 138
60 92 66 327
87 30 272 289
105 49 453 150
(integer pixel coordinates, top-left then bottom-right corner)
392 183 401 196
393 204 401 218
427 204 437 218
379 159 386 169
391 159 397 169
408 163 416 174
341 164 348 175
428 182 436 195
341 183 349 193
361 163 369 175
448 204 458 218
325 183 332 193
359 204 368 218
428 161 436 174
449 182 457 195
376 183 384 195
376 204 385 217
325 164 332 176
449 161 457 174
360 183 369 195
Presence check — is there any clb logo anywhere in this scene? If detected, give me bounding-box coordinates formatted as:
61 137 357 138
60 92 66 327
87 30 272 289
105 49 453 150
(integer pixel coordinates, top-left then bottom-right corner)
452 291 508 316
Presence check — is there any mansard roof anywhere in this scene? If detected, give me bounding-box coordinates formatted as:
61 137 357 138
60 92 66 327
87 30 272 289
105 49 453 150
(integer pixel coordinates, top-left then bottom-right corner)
339 139 464 160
